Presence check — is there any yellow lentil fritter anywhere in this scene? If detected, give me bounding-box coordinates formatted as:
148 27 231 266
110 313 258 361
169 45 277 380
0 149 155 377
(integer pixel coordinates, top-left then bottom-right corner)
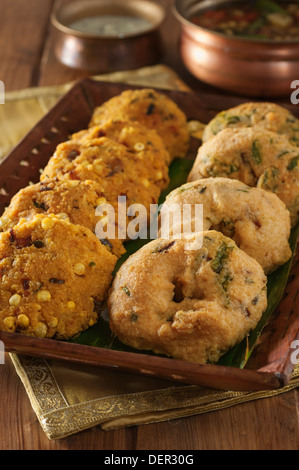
0 179 126 258
108 231 267 364
159 178 292 274
41 137 160 207
0 214 117 339
72 119 171 185
89 88 190 160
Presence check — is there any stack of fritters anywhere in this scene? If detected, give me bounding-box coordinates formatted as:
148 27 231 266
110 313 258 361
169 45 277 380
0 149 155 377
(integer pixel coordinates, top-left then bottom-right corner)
108 101 296 365
189 102 299 227
0 88 190 340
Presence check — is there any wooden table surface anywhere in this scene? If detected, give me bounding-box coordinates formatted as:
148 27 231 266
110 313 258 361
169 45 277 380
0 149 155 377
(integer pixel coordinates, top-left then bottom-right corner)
0 0 298 451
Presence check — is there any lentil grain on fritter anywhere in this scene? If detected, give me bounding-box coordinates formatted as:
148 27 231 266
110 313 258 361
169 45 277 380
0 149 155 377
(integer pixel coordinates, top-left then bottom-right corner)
72 119 171 188
0 179 125 258
41 137 161 232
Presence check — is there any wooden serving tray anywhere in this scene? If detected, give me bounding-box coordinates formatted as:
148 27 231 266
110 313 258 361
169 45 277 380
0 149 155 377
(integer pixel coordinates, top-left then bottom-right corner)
0 78 298 392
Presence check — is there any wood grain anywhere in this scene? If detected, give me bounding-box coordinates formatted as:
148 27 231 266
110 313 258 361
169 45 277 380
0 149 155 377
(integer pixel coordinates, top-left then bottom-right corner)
136 393 299 450
0 0 298 451
1 353 298 450
0 0 54 90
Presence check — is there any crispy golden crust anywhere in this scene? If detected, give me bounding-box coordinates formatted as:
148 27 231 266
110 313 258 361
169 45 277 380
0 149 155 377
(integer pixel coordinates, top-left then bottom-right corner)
202 102 299 145
159 178 291 274
89 89 190 160
0 214 117 339
72 119 171 183
188 128 299 226
41 137 161 212
0 179 125 258
108 231 267 364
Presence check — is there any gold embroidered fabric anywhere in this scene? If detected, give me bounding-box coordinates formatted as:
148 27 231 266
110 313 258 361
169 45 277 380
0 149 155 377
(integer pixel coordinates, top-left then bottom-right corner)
1 65 299 440
10 355 299 439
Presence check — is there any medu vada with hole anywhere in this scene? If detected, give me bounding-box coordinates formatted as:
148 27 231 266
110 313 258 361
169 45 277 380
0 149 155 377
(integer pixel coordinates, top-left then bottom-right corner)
108 231 267 364
202 102 299 146
188 128 299 226
158 177 292 274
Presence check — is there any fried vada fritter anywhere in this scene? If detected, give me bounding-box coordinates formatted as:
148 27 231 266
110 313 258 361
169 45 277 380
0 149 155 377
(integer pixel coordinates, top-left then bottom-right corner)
72 119 171 182
159 178 291 274
257 163 299 229
108 231 267 364
202 102 299 146
41 137 161 219
0 179 126 258
188 128 299 226
0 214 117 339
89 88 190 161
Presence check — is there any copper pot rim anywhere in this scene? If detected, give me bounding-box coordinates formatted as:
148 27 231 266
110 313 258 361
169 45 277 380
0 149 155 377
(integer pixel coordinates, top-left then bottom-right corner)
173 0 299 47
51 0 166 40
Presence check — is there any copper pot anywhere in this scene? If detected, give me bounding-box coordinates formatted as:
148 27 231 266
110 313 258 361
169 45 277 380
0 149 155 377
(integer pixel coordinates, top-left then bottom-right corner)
173 0 299 97
51 0 165 73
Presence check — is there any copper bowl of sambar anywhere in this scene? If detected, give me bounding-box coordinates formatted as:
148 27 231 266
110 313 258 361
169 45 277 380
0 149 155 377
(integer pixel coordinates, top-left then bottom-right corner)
173 0 299 97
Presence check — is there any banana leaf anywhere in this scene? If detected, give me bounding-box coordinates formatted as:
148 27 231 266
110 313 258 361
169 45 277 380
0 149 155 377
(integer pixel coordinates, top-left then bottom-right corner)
70 157 299 369
218 222 299 368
